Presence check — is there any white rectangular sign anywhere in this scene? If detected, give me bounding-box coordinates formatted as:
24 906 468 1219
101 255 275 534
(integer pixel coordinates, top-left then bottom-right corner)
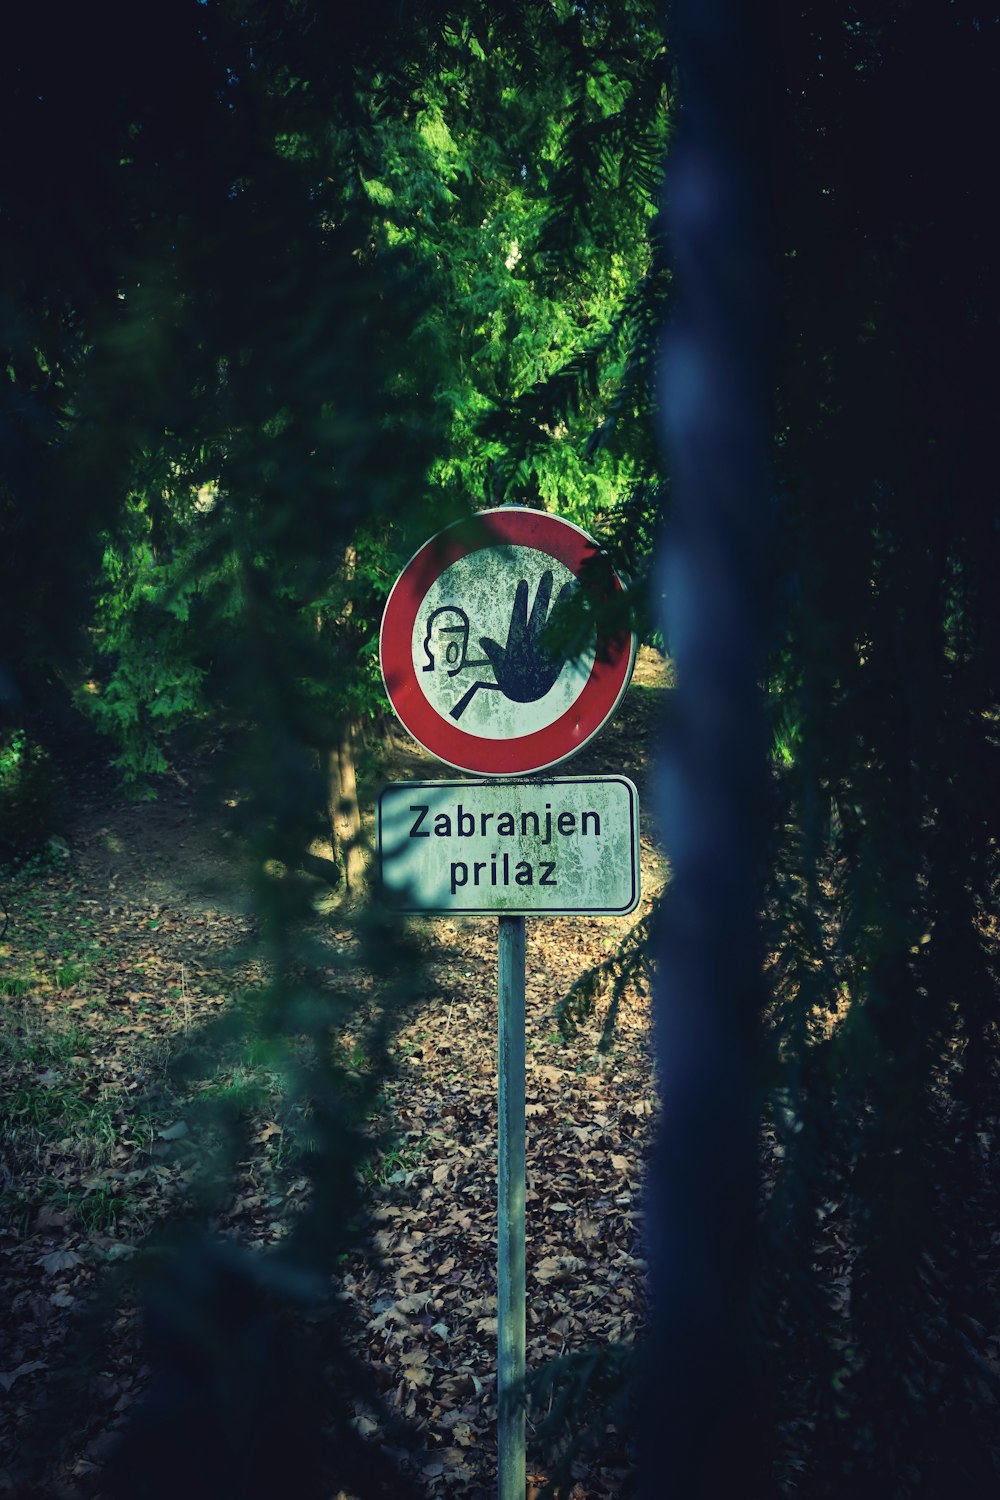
377 776 641 915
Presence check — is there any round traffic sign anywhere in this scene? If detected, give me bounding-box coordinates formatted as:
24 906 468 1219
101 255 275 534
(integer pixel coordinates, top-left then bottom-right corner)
380 507 636 777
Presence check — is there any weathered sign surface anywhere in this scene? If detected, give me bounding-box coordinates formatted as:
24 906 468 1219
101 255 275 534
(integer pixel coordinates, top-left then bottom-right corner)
379 507 636 776
378 776 641 915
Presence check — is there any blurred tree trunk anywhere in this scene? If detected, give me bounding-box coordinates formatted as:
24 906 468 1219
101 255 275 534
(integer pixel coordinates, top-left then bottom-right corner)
325 722 365 895
641 0 773 1494
319 542 367 896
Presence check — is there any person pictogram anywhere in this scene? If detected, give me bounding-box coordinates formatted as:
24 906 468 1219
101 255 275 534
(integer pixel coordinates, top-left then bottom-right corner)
421 606 490 678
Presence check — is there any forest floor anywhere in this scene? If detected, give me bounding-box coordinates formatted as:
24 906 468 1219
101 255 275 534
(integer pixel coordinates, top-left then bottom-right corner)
0 650 670 1499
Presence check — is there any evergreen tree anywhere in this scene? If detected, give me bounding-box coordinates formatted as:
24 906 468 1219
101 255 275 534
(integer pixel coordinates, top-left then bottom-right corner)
36 0 668 884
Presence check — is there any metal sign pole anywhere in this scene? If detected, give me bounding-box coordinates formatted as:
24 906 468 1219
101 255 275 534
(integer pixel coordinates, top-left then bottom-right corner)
497 913 526 1500
379 513 637 1500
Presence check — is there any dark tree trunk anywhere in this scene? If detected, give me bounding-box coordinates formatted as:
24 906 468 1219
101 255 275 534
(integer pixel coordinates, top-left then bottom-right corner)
642 2 773 1495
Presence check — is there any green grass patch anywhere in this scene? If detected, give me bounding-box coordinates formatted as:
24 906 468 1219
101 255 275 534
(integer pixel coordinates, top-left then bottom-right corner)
66 1183 141 1235
0 973 38 997
55 960 88 989
5 1084 119 1150
204 1071 275 1114
361 1135 424 1187
0 1027 94 1065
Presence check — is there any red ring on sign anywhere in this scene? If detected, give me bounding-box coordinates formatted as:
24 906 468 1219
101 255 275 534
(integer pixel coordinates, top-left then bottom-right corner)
380 508 634 777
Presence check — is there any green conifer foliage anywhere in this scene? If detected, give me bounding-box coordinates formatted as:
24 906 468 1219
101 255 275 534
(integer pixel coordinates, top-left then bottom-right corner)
757 7 1000 1493
18 2 668 804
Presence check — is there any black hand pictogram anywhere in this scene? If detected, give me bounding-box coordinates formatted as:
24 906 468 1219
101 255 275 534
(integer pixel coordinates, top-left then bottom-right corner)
446 570 576 722
478 570 575 703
